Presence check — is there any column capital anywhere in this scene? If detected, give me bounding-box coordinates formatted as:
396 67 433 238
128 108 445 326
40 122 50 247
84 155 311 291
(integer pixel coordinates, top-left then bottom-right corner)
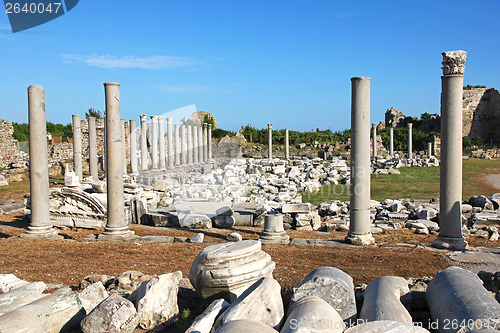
150 115 158 121
140 114 147 122
268 124 272 129
441 50 467 75
372 123 377 128
167 117 173 124
408 122 413 128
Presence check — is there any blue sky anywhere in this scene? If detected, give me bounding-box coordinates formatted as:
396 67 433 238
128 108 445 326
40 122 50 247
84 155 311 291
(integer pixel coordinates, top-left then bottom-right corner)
0 0 499 132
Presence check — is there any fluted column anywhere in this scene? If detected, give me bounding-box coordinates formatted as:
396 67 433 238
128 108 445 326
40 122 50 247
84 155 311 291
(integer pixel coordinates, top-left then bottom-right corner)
372 123 377 160
158 116 166 169
181 124 187 165
140 114 148 171
121 119 127 175
408 123 413 159
151 116 158 169
187 125 193 165
346 77 375 246
208 123 212 159
198 126 203 163
268 124 272 159
129 119 138 174
285 129 290 160
202 123 208 162
88 117 98 180
167 118 174 169
174 124 180 166
72 114 83 180
21 85 61 239
389 126 394 157
433 51 468 250
193 125 199 163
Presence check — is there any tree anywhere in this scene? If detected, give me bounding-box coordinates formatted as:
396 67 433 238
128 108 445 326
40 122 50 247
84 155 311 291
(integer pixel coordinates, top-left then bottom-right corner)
85 108 102 120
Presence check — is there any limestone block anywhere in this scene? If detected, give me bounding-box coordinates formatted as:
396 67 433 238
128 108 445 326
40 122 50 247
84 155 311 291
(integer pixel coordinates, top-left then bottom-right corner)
359 276 412 325
0 287 85 333
0 274 29 293
91 181 106 193
426 266 500 332
416 207 438 220
64 171 80 187
214 277 284 330
191 233 205 243
215 319 279 333
281 296 344 333
189 240 275 300
344 320 430 332
185 298 229 333
110 270 151 294
227 232 243 242
78 281 109 314
180 214 212 229
80 294 138 333
282 203 311 214
290 267 356 324
0 282 46 316
135 271 182 330
260 213 290 245
214 215 235 229
153 179 169 192
469 196 494 210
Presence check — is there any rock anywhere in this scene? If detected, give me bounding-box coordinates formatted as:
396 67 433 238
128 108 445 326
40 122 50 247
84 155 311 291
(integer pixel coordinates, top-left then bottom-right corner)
153 179 168 192
80 294 138 333
0 175 8 187
415 207 438 220
344 320 430 332
135 271 182 330
260 213 290 245
0 282 46 316
227 232 243 242
358 276 412 325
181 214 213 229
215 319 279 333
189 240 275 301
281 296 344 333
0 274 29 293
469 196 494 210
191 233 205 243
185 298 229 333
78 281 109 314
80 274 115 290
214 215 235 229
91 181 106 193
282 203 311 213
214 277 284 331
64 171 80 187
290 267 356 324
111 271 151 294
0 287 84 333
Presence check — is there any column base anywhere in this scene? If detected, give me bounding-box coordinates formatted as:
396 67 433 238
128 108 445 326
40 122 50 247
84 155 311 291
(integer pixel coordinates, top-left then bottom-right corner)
95 226 139 241
259 231 290 245
432 235 468 250
18 226 64 240
345 233 375 246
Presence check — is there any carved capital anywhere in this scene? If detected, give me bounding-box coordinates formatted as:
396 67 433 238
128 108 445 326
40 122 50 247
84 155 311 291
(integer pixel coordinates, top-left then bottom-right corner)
441 50 467 75
139 114 147 122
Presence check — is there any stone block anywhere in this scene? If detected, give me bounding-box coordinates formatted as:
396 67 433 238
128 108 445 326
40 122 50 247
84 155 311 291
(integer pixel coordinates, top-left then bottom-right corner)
80 294 138 333
91 181 106 193
227 232 243 242
78 281 109 314
64 171 80 187
191 233 205 243
0 282 46 316
180 214 212 229
214 215 235 229
185 298 229 333
282 203 311 213
0 274 29 293
153 179 169 192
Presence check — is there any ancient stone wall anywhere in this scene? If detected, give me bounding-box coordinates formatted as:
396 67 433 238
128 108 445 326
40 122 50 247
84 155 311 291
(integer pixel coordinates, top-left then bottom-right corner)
466 88 500 142
0 120 20 168
191 111 218 129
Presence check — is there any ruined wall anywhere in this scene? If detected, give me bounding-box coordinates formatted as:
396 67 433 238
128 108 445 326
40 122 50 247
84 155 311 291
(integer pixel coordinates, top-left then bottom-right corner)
0 120 20 168
466 88 500 142
191 111 218 129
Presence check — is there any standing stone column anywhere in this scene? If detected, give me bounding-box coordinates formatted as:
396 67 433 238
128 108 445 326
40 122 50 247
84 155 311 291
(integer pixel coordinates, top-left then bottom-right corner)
198 126 203 163
98 82 135 240
151 116 158 169
408 123 413 159
202 123 207 162
389 126 394 157
121 119 127 175
129 119 138 174
88 117 98 180
193 125 199 163
285 129 290 160
267 124 272 159
372 123 377 160
433 51 468 250
158 117 166 169
346 77 375 246
140 114 148 171
428 142 432 156
167 118 174 169
174 124 180 166
181 124 187 165
21 85 61 239
208 123 212 160
72 114 83 180
187 125 193 165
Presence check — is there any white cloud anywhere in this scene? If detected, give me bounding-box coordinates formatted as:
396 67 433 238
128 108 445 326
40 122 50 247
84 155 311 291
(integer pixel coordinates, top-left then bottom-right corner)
156 84 230 94
61 54 199 69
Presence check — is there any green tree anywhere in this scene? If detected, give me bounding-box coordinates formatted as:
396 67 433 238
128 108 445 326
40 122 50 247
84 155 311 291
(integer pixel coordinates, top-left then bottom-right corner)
85 108 102 120
12 122 29 141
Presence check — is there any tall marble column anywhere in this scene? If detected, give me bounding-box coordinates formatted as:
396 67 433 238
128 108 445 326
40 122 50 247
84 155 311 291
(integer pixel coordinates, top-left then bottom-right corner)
408 123 413 159
193 125 199 163
167 118 174 169
181 124 187 165
202 123 208 162
121 119 127 175
372 123 377 160
208 123 212 159
129 119 138 174
187 125 193 165
88 117 98 180
389 126 394 157
198 126 203 163
98 82 135 240
72 114 83 180
158 116 166 170
433 51 468 250
268 124 272 159
174 124 180 166
151 116 158 169
346 77 375 246
21 85 61 239
285 129 290 160
428 142 432 156
140 114 148 171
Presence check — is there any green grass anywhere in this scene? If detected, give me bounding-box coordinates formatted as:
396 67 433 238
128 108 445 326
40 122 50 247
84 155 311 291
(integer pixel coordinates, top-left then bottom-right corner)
302 159 500 205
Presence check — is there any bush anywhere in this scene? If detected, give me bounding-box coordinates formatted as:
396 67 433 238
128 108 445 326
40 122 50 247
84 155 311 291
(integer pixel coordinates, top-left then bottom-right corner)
212 128 234 139
12 122 29 141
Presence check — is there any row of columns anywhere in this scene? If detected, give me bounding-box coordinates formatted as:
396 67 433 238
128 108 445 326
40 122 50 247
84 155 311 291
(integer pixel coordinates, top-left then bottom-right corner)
372 122 428 160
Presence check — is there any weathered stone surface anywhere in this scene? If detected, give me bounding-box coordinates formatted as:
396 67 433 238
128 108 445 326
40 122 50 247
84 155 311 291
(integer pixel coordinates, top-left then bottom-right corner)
214 215 235 229
282 203 311 213
91 181 106 193
79 274 114 290
359 276 412 325
290 267 356 324
0 282 46 316
214 277 284 330
136 235 175 243
185 298 229 333
0 274 29 293
153 179 168 192
281 295 344 333
189 240 275 301
260 213 290 245
110 271 151 294
190 233 205 243
80 294 138 333
344 320 430 332
227 232 243 242
426 266 500 332
181 214 213 229
64 171 80 187
215 319 279 333
78 281 109 314
135 271 182 330
0 287 84 333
